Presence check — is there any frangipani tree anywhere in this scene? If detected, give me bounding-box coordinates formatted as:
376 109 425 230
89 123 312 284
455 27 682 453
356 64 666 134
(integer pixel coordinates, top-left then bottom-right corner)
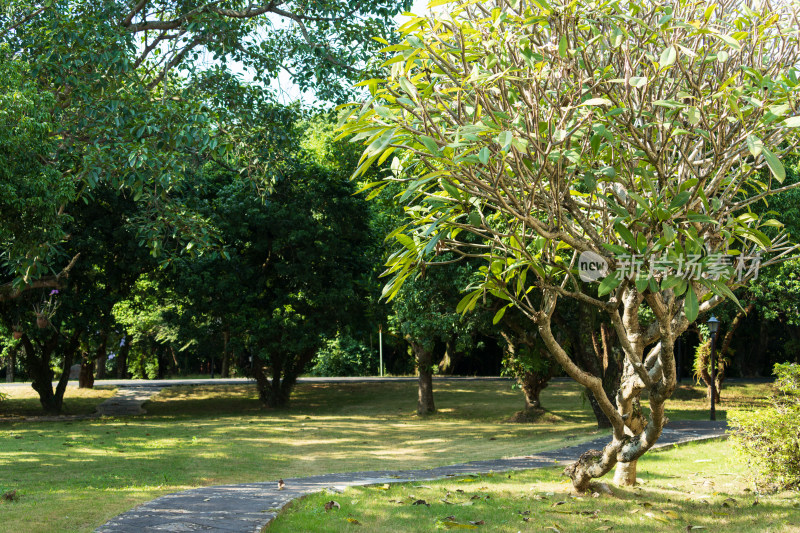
340 0 800 491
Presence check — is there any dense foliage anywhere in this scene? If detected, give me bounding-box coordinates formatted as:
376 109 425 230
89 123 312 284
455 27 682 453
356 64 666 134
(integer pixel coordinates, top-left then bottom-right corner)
730 363 800 491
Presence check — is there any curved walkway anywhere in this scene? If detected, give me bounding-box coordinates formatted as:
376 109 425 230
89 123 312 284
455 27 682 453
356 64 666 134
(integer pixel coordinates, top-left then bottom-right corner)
96 420 728 533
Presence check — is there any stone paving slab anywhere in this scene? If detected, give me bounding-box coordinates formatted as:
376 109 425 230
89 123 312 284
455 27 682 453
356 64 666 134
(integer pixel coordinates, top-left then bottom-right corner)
96 420 728 533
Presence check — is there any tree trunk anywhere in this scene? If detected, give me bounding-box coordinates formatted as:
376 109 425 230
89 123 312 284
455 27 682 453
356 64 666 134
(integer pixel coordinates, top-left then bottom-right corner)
520 371 547 410
21 331 80 414
252 349 316 408
156 345 165 379
586 389 612 429
412 341 436 415
613 460 637 485
95 332 108 380
79 357 95 389
561 304 620 429
221 330 230 378
170 346 179 376
116 337 131 378
538 288 678 492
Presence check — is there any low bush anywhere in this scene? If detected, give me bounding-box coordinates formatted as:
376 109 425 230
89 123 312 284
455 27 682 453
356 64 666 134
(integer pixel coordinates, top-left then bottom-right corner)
730 362 800 491
309 334 377 377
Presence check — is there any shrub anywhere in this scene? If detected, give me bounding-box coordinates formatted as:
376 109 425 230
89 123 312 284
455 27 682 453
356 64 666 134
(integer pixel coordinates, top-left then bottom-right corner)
309 334 377 377
730 363 800 491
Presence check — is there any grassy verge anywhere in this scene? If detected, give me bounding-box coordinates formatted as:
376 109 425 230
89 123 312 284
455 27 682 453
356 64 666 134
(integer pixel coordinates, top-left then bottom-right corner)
0 380 599 532
266 440 800 532
0 384 115 418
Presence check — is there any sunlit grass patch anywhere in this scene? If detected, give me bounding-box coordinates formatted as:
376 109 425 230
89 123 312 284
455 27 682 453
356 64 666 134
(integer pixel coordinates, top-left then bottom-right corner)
266 440 800 533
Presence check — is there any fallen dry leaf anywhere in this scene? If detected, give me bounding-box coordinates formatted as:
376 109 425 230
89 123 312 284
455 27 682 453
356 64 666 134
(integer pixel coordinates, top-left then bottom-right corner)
346 517 361 525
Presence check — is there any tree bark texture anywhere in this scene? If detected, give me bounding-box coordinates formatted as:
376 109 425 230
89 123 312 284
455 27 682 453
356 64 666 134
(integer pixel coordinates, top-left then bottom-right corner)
412 341 436 415
94 331 108 380
253 349 316 408
536 288 682 492
20 330 80 414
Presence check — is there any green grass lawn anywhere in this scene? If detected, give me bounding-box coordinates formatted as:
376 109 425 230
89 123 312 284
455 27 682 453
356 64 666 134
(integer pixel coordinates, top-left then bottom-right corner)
0 380 600 533
0 379 779 532
267 440 800 533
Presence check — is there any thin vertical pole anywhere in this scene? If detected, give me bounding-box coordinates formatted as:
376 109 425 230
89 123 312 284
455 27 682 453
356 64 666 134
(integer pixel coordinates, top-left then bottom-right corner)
710 332 717 421
379 325 384 377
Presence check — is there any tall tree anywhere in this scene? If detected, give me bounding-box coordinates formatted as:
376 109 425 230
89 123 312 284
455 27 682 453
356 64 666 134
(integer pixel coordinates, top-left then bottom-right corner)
343 0 800 491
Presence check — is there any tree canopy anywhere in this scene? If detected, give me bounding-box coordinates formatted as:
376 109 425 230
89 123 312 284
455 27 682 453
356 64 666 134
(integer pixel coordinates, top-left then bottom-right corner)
343 0 800 491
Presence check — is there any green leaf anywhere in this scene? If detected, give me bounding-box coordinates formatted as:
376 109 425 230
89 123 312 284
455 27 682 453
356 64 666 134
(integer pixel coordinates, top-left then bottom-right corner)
478 147 490 164
762 147 786 183
598 272 622 296
684 285 699 322
629 76 647 88
581 98 613 107
746 135 764 157
456 289 482 314
492 304 509 324
497 131 513 152
428 0 460 7
615 222 637 249
660 46 677 68
670 191 691 210
468 211 482 226
399 77 417 98
441 179 461 199
419 135 440 156
558 35 568 58
716 32 741 50
583 172 596 191
782 116 800 128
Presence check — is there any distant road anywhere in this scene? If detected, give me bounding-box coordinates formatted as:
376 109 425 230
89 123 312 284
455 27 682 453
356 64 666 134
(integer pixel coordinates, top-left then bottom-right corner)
0 376 514 389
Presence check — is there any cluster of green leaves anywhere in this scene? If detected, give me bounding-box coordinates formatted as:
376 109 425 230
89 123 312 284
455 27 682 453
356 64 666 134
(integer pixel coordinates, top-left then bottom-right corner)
730 363 800 491
0 54 72 283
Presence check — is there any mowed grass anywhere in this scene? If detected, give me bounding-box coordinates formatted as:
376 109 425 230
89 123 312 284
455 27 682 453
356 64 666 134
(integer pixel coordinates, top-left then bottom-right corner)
0 380 602 533
0 384 115 418
647 380 774 421
267 440 800 533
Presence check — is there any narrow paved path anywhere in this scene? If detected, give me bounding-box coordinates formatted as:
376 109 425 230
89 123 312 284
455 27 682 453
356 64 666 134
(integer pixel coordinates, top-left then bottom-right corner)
96 420 727 533
94 385 165 416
